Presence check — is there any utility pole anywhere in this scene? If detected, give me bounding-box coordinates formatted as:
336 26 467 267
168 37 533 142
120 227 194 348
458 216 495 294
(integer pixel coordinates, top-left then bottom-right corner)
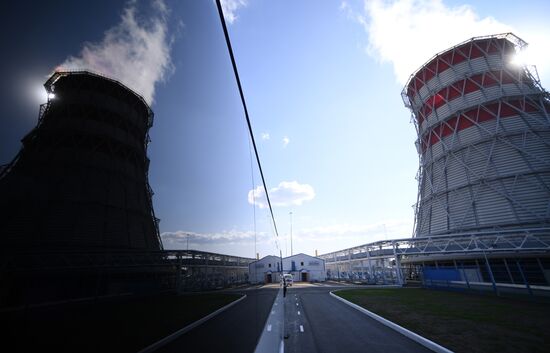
280 249 284 276
289 212 293 256
285 234 288 257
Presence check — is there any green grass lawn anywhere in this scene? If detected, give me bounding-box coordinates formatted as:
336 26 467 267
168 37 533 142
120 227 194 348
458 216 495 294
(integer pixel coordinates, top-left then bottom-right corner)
336 288 550 353
4 292 241 353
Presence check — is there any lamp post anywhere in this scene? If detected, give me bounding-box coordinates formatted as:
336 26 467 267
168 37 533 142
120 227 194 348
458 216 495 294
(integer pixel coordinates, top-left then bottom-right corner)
289 212 293 256
285 234 288 257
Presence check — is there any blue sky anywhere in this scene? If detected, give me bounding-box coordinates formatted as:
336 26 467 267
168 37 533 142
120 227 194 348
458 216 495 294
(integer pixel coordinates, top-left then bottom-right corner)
1 0 549 258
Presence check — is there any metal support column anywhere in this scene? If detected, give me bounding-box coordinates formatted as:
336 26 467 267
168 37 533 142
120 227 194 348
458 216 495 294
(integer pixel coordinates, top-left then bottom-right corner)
393 242 404 286
366 247 373 283
348 250 352 280
175 253 183 293
516 260 533 296
334 253 339 280
483 251 498 296
381 258 388 285
503 258 515 284
536 258 548 286
460 261 471 290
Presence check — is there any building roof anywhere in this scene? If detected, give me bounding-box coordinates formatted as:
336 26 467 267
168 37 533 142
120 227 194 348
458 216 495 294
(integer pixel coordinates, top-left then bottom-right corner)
249 253 325 266
248 255 281 265
283 253 324 261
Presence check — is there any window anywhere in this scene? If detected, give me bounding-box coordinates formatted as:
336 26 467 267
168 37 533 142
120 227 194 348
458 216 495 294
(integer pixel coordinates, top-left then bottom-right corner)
300 261 304 266
309 261 319 266
268 263 271 268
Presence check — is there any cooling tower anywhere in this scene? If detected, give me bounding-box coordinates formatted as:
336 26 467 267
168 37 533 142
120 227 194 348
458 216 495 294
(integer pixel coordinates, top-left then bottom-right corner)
403 33 550 237
0 71 162 250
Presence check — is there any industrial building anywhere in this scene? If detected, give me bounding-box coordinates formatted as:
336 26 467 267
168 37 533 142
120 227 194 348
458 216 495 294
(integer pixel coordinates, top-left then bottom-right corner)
320 34 550 296
283 253 326 282
403 33 550 236
248 253 326 284
249 255 283 284
0 71 162 250
0 71 166 306
0 71 257 307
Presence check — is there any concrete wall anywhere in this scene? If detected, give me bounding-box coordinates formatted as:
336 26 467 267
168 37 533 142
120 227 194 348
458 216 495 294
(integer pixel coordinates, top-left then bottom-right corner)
283 253 326 282
248 256 282 284
248 254 326 283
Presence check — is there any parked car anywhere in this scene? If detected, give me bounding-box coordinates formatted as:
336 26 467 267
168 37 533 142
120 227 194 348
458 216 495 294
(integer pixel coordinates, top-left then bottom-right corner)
282 273 293 286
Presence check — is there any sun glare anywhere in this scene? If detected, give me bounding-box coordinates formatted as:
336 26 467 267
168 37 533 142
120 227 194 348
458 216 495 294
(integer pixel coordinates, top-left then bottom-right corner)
34 86 48 103
511 49 529 67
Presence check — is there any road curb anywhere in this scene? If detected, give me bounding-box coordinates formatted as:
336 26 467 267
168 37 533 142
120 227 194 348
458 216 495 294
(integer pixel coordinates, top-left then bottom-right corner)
329 290 453 353
137 294 247 353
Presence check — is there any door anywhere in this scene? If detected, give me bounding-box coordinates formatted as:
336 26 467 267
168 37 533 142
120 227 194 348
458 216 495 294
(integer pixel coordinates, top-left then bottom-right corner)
266 273 272 283
301 272 308 282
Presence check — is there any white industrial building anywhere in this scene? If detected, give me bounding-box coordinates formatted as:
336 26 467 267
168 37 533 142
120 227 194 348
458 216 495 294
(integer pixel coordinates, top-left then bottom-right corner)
283 253 326 282
248 253 326 284
248 255 282 284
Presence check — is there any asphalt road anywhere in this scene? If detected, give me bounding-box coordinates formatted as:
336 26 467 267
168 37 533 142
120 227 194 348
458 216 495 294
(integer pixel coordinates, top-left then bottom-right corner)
154 286 278 353
283 284 432 353
153 283 434 353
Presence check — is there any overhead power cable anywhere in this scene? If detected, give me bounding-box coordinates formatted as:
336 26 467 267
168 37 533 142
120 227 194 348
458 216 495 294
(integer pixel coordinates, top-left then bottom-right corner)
215 0 280 239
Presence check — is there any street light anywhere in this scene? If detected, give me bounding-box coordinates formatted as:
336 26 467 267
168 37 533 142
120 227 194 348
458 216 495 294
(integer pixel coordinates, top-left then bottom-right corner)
289 212 293 256
285 234 288 257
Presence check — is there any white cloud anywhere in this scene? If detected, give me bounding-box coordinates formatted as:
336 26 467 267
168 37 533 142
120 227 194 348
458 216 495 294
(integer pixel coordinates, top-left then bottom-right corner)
248 181 315 208
220 0 248 24
161 229 270 246
340 1 350 12
261 132 270 140
161 229 284 257
298 219 411 241
340 0 357 19
57 0 174 105
357 0 513 85
282 136 290 148
293 217 413 254
295 218 413 255
161 219 413 256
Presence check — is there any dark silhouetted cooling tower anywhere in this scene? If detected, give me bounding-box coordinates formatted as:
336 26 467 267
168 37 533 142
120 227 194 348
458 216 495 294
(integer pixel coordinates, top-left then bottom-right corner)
0 71 162 250
403 34 550 237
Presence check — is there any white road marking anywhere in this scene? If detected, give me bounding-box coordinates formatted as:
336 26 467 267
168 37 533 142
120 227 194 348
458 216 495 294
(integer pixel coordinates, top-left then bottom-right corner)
271 310 275 315
267 324 272 332
296 303 299 306
299 325 304 332
297 311 301 315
